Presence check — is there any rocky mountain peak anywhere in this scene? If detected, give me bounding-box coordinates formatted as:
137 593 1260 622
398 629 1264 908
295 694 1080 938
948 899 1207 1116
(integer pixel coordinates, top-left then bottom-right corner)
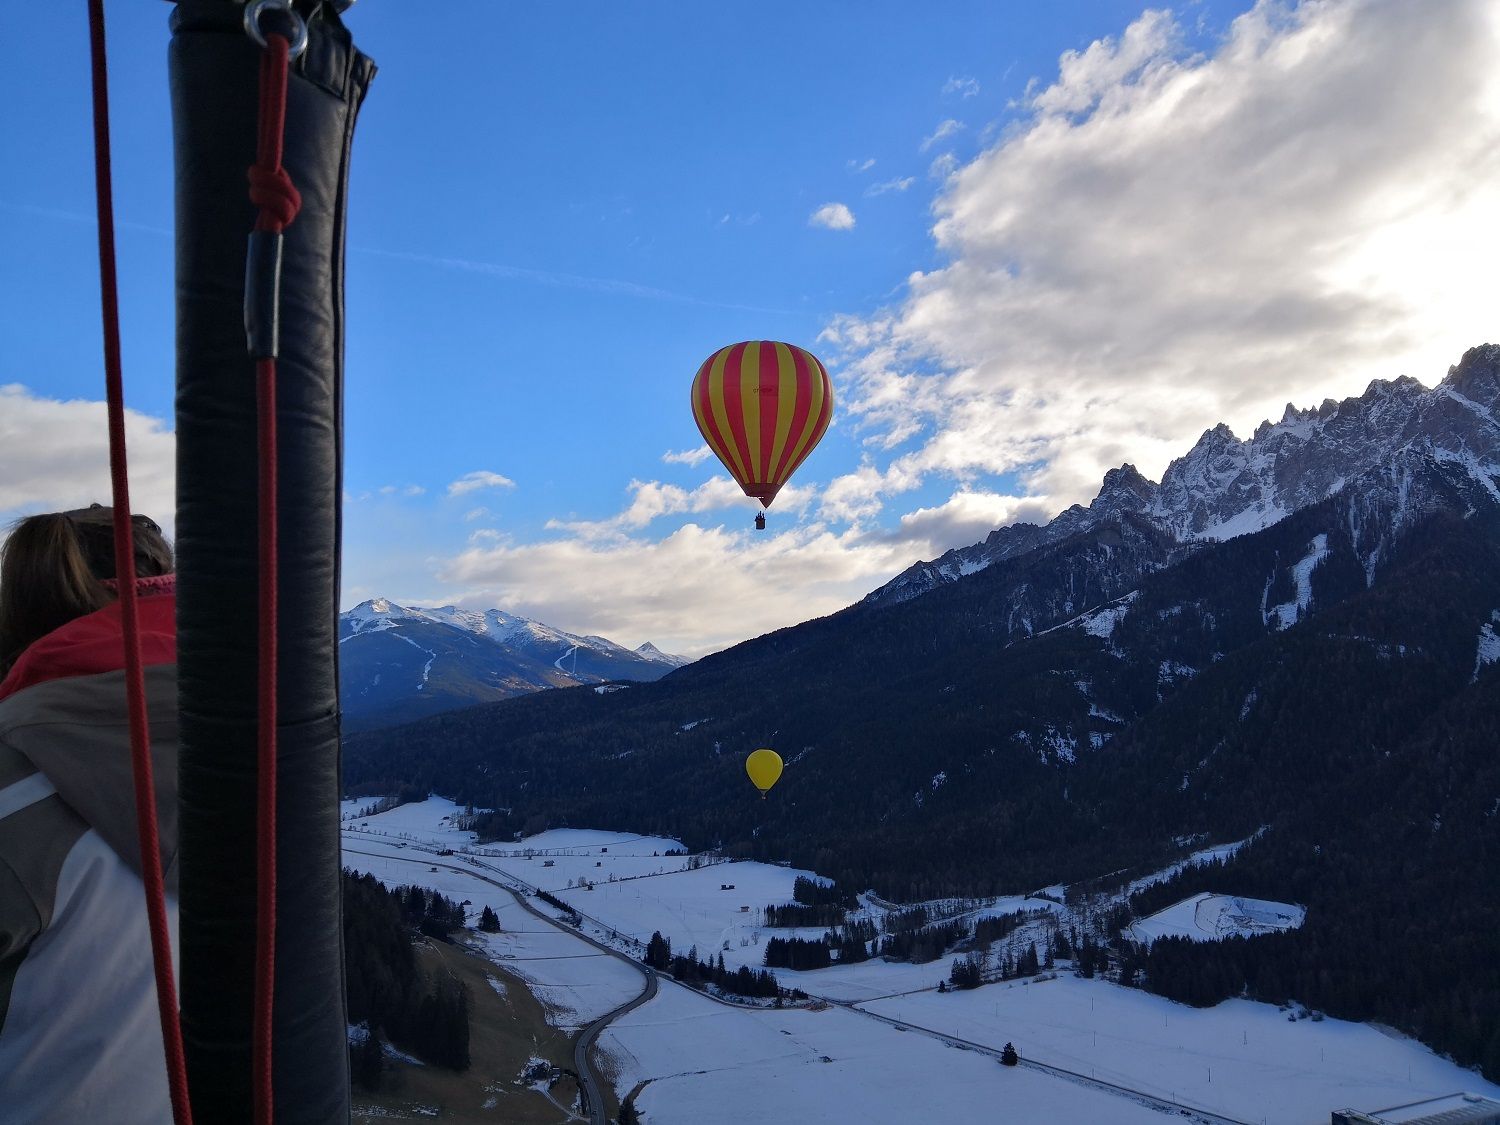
1094 463 1158 511
866 346 1499 608
1445 343 1500 408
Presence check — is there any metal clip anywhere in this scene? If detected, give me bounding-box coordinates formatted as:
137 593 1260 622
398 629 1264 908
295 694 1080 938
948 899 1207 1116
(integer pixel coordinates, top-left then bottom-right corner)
243 0 309 60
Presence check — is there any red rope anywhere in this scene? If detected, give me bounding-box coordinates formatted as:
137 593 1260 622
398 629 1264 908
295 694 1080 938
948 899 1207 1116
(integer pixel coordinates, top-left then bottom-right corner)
249 31 299 1125
253 352 278 1125
85 3 193 1123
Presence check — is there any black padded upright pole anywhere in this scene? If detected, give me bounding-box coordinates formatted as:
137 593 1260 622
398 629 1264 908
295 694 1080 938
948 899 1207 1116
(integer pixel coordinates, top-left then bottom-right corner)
169 2 374 1119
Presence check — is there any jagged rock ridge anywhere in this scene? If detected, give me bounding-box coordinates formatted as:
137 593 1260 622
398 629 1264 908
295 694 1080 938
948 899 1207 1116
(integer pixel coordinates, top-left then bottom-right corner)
868 344 1500 608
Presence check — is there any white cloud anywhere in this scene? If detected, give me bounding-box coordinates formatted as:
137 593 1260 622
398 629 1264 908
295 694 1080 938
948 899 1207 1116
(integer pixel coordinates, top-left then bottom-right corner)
927 153 959 180
1030 9 1177 116
847 157 877 173
865 176 916 197
427 470 1059 656
920 119 966 151
662 445 714 467
816 459 922 525
809 202 857 231
943 76 981 99
547 476 815 539
0 385 176 534
447 470 517 497
831 0 1500 508
891 491 1052 553
436 521 917 657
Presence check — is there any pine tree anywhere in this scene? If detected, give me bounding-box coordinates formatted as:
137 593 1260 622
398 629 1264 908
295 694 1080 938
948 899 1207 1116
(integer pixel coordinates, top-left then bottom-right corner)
478 905 501 933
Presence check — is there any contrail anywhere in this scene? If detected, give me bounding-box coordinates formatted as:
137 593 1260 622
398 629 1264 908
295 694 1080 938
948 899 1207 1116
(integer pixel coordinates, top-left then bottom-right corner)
353 245 799 316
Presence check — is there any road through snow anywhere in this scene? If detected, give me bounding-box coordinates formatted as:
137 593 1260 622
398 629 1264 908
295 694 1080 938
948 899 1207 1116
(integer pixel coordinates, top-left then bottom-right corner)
343 845 651 1125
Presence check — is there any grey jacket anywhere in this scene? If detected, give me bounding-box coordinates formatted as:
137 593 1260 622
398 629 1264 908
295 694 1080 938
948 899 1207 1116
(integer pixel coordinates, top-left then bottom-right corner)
0 665 178 1124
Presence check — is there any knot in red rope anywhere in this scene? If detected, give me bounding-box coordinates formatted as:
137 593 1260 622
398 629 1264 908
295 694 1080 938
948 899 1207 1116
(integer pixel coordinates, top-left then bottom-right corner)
248 164 301 231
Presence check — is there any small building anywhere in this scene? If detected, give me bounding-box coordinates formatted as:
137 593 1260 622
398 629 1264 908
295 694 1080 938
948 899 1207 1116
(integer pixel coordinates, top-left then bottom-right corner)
739 905 750 912
1333 1094 1500 1125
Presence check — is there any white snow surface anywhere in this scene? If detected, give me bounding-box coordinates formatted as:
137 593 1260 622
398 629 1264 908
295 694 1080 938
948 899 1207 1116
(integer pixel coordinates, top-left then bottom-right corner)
1076 592 1139 639
1124 834 1260 897
1475 613 1500 680
1268 534 1329 629
861 973 1500 1125
340 806 1500 1124
1128 893 1306 946
600 978 1167 1125
342 841 640 1030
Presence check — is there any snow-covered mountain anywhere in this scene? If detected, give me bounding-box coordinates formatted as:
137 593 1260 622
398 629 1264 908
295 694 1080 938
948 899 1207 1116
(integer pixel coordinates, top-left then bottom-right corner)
339 599 687 732
868 344 1500 608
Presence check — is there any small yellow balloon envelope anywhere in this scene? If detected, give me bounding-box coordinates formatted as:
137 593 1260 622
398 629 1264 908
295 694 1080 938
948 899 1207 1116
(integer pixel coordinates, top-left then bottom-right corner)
745 748 783 798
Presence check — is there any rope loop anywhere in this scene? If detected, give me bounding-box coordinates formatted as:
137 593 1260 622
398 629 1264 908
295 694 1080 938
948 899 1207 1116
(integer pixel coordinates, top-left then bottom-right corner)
247 165 301 231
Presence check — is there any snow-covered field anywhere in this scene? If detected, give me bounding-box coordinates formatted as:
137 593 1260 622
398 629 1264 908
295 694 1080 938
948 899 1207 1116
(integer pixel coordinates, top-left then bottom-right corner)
342 798 1500 1124
343 831 640 1031
1128 893 1305 946
862 974 1499 1125
601 974 1168 1125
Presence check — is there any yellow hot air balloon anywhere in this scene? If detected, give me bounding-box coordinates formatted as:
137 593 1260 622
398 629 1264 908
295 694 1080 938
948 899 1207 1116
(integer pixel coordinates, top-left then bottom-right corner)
745 748 783 798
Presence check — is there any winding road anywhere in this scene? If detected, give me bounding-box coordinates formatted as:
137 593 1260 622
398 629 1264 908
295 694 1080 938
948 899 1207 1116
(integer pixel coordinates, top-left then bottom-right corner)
344 843 654 1125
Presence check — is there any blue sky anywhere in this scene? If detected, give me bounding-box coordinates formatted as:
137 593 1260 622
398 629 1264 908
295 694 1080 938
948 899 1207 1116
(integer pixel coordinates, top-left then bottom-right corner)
4 1 1498 654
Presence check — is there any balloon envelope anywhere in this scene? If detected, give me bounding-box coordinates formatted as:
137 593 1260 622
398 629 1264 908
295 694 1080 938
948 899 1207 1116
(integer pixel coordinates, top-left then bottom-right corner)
745 748 784 794
691 341 833 509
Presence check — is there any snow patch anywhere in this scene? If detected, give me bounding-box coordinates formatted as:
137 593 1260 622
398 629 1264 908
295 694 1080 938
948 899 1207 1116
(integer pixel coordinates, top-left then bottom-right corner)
392 632 437 687
1475 613 1500 681
1078 592 1138 639
1157 660 1196 684
1128 893 1305 947
1267 534 1329 629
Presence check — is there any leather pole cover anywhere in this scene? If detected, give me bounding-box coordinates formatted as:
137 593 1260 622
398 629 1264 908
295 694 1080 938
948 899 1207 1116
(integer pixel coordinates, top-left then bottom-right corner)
169 3 373 1120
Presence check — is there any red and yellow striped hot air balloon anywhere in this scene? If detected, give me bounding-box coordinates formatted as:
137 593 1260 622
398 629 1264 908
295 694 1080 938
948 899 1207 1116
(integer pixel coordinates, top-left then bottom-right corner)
690 341 833 523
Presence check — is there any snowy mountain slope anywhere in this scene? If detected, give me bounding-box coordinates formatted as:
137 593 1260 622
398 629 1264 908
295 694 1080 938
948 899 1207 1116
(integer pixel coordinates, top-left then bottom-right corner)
338 599 687 732
869 344 1500 608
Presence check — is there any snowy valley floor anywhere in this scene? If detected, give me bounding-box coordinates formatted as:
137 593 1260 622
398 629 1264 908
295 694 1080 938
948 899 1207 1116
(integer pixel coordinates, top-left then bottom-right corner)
342 798 1500 1124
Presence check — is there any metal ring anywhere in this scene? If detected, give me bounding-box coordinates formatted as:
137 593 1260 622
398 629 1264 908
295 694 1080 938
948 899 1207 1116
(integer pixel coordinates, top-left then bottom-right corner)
244 0 310 61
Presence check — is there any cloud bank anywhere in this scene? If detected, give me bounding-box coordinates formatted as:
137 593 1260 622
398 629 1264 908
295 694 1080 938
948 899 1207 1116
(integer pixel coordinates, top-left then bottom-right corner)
830 0 1500 506
0 385 176 533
